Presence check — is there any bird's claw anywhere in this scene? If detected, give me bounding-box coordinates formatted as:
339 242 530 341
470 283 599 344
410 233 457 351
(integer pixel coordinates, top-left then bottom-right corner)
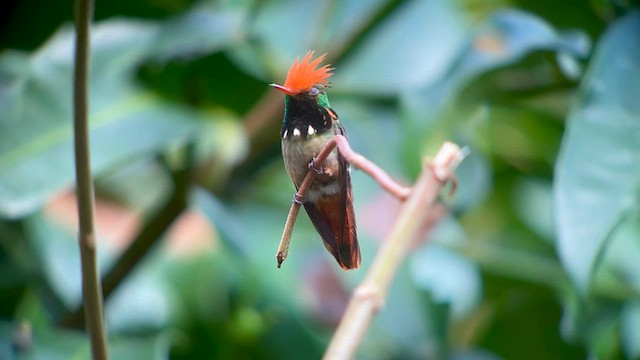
292 193 304 204
309 158 324 175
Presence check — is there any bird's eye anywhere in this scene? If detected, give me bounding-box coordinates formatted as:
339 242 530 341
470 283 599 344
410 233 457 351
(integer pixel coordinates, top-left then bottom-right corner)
309 87 320 96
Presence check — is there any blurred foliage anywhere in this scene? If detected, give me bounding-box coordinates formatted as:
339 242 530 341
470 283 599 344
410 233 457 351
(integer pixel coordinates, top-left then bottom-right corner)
1 0 639 359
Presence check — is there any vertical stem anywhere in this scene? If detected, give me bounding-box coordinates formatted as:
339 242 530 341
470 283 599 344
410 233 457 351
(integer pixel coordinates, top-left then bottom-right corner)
323 142 463 359
73 0 109 358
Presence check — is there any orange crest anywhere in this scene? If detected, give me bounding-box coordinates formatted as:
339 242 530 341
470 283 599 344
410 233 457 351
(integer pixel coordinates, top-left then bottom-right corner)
282 51 333 94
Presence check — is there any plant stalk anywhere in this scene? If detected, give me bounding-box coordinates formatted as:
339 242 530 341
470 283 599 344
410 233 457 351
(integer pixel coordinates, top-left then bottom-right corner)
73 0 109 357
323 142 463 359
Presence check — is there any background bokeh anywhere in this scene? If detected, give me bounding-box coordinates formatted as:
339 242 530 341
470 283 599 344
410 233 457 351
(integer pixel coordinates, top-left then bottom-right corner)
1 0 639 358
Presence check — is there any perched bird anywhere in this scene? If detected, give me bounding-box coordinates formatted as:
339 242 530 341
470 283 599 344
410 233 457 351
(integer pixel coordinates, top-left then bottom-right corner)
271 51 361 270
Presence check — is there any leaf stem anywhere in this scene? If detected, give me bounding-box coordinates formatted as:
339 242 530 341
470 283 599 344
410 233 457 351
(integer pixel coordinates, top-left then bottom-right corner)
72 0 109 357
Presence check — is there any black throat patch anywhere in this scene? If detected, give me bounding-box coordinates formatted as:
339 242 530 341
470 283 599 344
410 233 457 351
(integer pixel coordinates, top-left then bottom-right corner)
281 95 335 139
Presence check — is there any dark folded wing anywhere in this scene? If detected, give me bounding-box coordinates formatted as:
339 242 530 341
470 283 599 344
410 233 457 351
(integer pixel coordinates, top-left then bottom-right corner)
336 121 360 268
302 120 360 269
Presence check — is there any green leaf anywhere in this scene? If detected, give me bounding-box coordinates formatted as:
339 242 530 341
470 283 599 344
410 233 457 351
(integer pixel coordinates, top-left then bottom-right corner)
149 4 245 61
599 209 640 294
512 178 555 243
0 321 170 360
0 7 243 218
106 266 173 333
553 11 640 293
400 9 589 170
229 0 386 81
621 301 640 359
333 0 468 95
450 148 492 212
369 267 441 358
410 245 482 320
401 9 589 121
26 214 84 308
192 189 251 257
27 210 178 330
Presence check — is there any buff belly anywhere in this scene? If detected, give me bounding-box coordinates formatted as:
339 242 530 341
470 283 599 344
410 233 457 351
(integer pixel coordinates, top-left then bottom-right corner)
281 131 340 202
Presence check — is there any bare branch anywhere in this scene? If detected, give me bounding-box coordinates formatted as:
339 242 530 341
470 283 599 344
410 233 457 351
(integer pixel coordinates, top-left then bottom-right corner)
72 0 109 357
323 142 464 360
333 136 411 200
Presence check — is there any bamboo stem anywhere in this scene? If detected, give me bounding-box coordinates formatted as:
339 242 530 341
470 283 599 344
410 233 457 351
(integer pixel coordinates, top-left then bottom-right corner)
72 0 109 357
323 142 464 360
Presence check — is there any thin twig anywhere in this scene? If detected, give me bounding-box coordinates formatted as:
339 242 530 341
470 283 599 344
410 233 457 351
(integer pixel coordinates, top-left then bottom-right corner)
333 136 411 200
276 135 411 267
72 0 109 357
276 201 303 267
323 142 464 360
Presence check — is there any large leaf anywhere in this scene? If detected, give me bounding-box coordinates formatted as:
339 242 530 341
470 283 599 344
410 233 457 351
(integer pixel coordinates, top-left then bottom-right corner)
26 211 181 329
553 11 640 293
622 301 640 359
512 178 555 243
401 9 589 123
227 0 386 81
26 213 87 308
0 321 170 360
333 0 467 95
400 9 589 170
410 244 482 320
0 7 244 218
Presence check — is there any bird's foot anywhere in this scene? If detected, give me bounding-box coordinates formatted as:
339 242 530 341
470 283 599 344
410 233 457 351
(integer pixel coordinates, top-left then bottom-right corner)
292 192 304 204
309 158 324 175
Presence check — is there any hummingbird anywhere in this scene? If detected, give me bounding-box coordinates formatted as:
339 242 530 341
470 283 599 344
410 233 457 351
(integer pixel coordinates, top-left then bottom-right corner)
270 51 361 270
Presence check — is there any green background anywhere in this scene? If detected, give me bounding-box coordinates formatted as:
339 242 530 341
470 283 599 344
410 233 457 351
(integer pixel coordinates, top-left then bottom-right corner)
1 0 639 358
